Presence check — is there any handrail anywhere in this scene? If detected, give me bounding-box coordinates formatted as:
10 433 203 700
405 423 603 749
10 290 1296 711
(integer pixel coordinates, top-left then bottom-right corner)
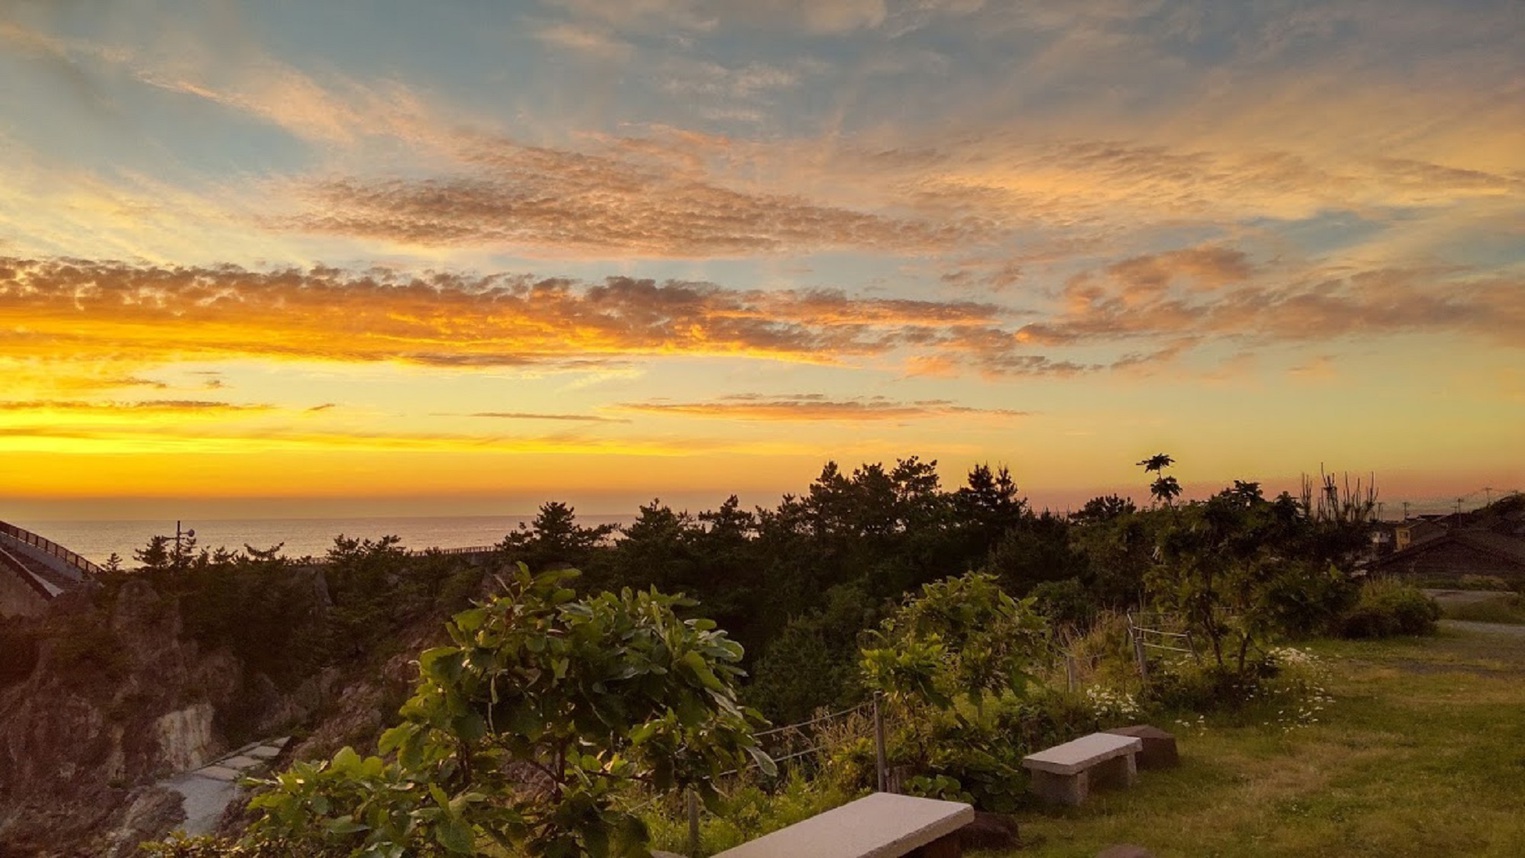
0 519 104 579
407 545 497 557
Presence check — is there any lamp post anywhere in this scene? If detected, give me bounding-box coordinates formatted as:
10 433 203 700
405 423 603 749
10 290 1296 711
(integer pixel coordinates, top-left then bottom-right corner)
173 520 196 567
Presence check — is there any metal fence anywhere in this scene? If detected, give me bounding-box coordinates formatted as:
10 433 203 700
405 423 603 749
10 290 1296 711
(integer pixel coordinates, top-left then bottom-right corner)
0 519 103 581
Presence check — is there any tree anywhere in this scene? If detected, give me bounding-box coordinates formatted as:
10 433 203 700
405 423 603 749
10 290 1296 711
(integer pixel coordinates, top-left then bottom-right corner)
1138 453 1182 506
857 572 1047 811
217 566 770 858
1147 481 1355 672
953 464 1026 560
500 502 617 574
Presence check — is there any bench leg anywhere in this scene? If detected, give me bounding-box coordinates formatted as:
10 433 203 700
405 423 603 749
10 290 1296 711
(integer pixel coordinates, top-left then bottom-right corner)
910 830 963 858
1094 752 1137 790
1030 769 1088 806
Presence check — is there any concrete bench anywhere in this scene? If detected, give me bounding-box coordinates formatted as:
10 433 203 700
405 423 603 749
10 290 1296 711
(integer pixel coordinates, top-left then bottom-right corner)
1021 732 1143 806
713 792 975 858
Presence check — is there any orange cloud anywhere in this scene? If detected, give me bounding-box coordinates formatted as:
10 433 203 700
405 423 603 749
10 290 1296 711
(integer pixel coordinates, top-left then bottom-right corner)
0 256 1004 371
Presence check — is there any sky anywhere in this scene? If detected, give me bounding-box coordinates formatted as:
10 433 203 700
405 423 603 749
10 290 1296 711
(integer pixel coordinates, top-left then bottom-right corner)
1 0 1522 521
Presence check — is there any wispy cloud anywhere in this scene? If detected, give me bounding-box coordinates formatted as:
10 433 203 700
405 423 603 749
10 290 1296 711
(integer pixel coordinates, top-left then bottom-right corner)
292 136 979 257
0 399 270 414
466 411 630 423
619 393 1030 421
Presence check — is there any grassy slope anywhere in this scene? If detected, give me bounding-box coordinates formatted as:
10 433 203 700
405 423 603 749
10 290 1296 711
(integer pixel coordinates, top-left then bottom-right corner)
1007 625 1525 857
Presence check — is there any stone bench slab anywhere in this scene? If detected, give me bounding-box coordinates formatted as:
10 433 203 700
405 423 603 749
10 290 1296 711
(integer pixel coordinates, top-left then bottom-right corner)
714 792 974 858
1022 732 1141 776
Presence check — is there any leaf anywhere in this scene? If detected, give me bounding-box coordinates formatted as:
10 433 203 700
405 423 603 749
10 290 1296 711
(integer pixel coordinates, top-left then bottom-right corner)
435 816 476 854
453 712 486 743
332 746 362 775
324 817 368 836
681 651 724 691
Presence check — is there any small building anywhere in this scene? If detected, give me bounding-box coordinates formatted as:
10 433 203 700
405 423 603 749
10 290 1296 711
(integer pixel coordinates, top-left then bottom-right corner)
1394 518 1447 551
1375 529 1525 583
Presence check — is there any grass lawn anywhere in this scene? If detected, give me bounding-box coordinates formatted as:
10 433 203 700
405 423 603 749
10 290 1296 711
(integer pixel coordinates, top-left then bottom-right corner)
1005 624 1525 857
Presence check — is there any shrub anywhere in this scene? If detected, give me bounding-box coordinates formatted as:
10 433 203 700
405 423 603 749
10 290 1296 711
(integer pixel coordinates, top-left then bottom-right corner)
159 566 770 858
645 770 861 856
1145 647 1332 730
1339 579 1441 638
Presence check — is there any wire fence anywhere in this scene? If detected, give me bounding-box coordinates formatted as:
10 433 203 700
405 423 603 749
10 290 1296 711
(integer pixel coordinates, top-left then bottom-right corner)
622 695 887 852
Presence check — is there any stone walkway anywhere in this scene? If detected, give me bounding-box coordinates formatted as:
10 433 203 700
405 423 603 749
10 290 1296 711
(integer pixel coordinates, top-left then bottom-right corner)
161 737 289 836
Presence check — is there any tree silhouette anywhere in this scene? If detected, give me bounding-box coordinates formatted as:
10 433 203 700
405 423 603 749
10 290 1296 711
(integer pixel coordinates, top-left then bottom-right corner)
1138 453 1182 506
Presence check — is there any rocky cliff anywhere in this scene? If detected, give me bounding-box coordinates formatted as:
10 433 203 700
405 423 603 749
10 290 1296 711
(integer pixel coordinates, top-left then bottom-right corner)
0 544 489 856
0 577 413 856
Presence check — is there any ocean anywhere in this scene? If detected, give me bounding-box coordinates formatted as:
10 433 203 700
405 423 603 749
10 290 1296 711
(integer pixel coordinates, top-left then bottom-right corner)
9 515 636 566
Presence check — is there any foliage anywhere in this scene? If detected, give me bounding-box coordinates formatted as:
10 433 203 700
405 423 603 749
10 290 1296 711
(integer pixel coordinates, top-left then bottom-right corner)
745 584 875 723
858 572 1049 811
1338 579 1441 638
644 770 862 857
499 502 618 574
220 565 770 858
1147 479 1359 673
1138 453 1181 506
1145 645 1331 731
862 572 1046 709
1030 577 1096 630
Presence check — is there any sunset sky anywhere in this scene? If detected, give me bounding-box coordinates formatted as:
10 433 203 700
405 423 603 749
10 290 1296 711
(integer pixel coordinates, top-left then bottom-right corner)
2 0 1522 521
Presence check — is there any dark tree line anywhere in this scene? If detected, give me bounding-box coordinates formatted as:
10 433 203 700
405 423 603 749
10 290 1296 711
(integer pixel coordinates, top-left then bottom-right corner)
100 454 1378 730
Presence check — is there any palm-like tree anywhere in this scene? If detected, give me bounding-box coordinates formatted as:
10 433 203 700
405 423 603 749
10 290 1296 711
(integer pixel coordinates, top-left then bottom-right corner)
1138 453 1181 506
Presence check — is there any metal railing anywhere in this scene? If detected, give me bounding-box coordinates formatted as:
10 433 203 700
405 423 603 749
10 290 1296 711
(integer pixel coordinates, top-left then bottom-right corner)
407 544 497 557
0 519 103 580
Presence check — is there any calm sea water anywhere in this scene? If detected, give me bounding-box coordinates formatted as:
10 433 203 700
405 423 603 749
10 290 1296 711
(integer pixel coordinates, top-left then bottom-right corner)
10 515 636 565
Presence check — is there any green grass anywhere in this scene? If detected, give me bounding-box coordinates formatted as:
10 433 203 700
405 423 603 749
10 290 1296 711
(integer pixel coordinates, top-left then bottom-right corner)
1002 629 1525 857
1441 593 1525 625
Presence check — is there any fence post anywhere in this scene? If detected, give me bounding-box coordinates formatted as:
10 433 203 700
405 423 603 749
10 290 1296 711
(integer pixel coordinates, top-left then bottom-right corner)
873 693 888 793
1132 632 1150 686
687 789 700 858
1065 654 1077 692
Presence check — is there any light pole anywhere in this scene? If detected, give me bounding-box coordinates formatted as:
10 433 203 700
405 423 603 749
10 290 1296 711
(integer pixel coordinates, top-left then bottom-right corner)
174 520 196 567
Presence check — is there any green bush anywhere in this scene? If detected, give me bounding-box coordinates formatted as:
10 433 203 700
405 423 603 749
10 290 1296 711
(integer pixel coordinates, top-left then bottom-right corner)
644 771 861 857
1145 659 1270 713
1339 579 1441 638
1145 646 1332 730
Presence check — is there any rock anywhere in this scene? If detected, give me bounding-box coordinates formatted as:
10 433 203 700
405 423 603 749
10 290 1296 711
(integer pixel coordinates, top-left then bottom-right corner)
99 787 185 858
154 704 219 772
1103 725 1179 769
959 810 1020 850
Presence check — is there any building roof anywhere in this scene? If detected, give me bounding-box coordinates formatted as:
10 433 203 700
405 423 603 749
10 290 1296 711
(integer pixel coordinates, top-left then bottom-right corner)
1376 527 1525 570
